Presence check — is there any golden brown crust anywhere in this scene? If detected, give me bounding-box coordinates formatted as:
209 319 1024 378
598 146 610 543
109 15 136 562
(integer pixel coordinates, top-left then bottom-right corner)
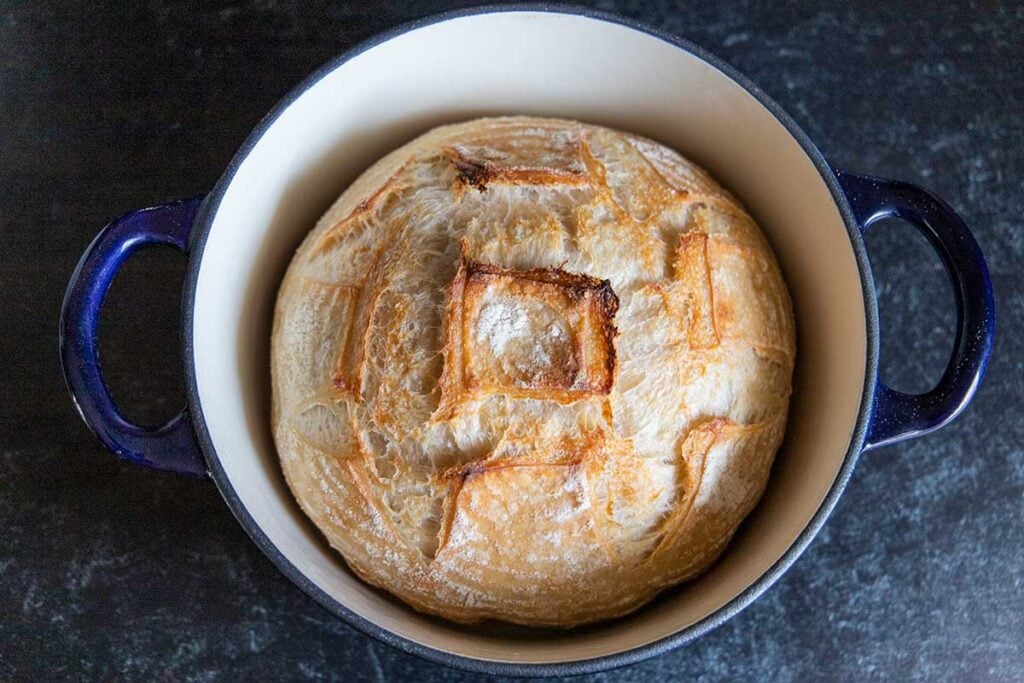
671 232 719 348
446 146 589 191
271 116 795 627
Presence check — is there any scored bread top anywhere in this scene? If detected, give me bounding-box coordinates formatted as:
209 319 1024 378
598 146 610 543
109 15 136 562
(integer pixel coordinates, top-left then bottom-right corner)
271 116 795 626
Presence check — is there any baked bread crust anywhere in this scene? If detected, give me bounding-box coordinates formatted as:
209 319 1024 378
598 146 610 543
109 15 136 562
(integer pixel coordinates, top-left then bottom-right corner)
271 117 795 626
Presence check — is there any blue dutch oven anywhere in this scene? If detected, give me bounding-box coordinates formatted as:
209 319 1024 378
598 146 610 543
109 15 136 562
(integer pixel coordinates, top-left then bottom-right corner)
60 6 994 676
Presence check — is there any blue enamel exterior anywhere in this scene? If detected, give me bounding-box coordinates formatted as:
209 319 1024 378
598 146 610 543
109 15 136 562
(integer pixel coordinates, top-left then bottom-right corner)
59 197 208 476
59 5 997 677
835 170 996 450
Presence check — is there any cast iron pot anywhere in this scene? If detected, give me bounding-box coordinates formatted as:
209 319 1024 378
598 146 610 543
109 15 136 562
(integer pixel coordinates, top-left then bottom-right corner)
60 6 995 676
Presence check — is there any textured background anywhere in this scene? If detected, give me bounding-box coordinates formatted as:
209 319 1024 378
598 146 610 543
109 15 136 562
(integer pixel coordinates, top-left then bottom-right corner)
2 1 1022 680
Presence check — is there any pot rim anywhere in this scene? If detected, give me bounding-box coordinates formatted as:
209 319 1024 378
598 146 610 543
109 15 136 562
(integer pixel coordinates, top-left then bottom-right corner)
180 4 879 676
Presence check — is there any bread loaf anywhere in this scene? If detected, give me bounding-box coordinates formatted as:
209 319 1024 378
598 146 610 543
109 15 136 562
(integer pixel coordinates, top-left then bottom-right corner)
271 117 794 626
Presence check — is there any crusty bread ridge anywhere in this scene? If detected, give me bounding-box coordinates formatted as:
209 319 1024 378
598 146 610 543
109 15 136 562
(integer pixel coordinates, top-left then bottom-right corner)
271 116 795 626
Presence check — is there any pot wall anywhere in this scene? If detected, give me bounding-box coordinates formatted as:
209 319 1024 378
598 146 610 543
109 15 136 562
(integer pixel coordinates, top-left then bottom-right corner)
187 10 869 668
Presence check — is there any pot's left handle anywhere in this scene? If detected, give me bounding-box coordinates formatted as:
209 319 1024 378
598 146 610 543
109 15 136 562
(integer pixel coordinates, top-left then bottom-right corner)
60 198 208 477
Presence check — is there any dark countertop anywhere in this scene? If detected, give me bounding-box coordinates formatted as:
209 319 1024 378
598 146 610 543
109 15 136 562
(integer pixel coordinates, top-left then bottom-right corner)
2 1 1021 680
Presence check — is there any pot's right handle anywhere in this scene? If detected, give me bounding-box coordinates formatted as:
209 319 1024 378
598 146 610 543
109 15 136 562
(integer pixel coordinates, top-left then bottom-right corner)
835 170 995 450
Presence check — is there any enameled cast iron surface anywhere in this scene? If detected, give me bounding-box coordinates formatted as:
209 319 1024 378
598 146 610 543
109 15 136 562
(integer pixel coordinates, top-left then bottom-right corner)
59 6 994 677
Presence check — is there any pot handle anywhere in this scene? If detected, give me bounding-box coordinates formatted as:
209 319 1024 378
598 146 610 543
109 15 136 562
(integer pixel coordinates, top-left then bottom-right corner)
835 170 995 450
60 198 208 476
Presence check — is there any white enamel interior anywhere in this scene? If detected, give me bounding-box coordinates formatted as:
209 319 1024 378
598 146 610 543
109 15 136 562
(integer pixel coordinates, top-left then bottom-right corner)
191 12 867 665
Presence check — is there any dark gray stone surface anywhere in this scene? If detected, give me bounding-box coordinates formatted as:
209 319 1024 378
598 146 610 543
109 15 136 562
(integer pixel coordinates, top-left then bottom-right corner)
2 1 1021 680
